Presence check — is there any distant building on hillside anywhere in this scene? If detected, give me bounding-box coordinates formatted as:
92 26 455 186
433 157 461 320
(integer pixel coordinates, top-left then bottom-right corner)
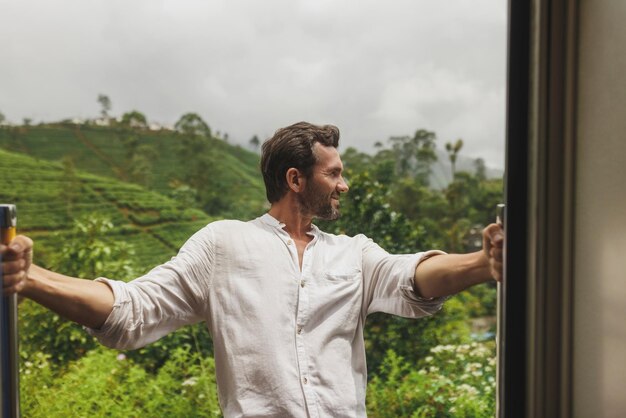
94 117 112 127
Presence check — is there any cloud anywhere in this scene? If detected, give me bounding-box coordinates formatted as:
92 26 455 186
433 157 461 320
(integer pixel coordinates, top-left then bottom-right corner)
0 0 507 168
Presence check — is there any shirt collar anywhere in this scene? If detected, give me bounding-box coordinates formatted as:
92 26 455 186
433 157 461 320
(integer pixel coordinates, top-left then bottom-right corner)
259 213 319 238
259 213 286 229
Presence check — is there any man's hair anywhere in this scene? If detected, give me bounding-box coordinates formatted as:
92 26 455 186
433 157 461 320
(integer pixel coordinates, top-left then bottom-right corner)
261 121 340 203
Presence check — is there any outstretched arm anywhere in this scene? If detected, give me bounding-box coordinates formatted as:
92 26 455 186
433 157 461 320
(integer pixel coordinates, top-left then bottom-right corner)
413 223 503 299
1 235 114 329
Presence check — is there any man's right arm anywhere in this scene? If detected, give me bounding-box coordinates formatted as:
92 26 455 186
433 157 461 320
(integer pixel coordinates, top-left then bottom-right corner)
1 235 114 329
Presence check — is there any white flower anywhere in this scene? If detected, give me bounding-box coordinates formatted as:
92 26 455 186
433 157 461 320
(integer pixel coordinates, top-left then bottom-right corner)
425 356 433 363
182 377 198 387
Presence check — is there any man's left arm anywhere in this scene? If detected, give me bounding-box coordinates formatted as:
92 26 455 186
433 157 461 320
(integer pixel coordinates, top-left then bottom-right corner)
413 224 503 299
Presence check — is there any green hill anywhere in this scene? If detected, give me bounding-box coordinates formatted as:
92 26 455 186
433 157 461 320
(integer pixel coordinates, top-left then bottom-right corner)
0 147 218 272
0 123 267 219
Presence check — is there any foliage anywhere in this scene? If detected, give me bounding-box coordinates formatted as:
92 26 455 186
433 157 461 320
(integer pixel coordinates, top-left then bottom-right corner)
364 297 472 376
124 323 214 373
389 129 438 186
97 94 111 118
19 216 139 366
50 216 138 280
0 124 267 219
367 342 496 418
22 347 222 418
120 110 148 130
319 170 433 254
445 139 464 178
175 112 211 137
249 134 260 151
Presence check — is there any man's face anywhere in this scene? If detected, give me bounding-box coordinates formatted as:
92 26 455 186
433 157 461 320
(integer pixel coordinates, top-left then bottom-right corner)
298 144 349 220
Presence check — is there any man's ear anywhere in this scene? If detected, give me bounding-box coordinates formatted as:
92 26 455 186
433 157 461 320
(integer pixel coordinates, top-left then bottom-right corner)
286 168 304 193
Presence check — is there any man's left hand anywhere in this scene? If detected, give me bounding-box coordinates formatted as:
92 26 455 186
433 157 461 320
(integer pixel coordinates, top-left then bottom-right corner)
483 224 504 282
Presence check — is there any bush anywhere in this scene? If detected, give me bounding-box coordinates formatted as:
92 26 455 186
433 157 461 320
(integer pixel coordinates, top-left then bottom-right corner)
22 347 222 417
367 342 496 418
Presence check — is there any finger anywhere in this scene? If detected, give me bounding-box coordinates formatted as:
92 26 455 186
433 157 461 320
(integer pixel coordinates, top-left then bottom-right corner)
484 223 504 242
0 241 33 263
491 260 503 282
2 281 25 295
0 249 29 262
10 235 33 250
3 235 34 256
2 271 26 289
2 258 26 275
490 247 503 262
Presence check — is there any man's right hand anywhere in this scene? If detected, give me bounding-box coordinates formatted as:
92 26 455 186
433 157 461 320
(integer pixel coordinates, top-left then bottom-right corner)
1 235 33 295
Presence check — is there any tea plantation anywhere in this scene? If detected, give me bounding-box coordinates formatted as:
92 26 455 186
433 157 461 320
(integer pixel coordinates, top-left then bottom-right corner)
0 123 266 220
0 148 216 272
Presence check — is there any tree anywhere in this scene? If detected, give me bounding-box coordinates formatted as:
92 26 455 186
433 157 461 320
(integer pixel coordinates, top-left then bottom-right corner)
0 111 5 125
249 135 260 151
116 111 155 185
341 147 372 175
389 129 438 185
174 113 211 137
474 157 487 181
23 117 32 126
120 110 148 129
445 138 464 179
97 94 112 118
412 129 438 185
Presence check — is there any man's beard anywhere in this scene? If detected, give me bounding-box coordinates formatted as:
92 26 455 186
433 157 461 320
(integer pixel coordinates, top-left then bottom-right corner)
298 181 340 221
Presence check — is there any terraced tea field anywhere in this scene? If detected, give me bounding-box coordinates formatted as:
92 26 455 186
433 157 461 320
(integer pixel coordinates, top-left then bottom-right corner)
0 124 267 219
0 148 217 274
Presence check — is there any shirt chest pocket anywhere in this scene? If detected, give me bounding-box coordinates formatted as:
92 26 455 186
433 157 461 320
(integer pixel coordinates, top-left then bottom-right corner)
323 270 361 282
311 270 363 330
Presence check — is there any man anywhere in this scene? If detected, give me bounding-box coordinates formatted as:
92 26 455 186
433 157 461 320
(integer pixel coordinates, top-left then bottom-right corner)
1 122 503 417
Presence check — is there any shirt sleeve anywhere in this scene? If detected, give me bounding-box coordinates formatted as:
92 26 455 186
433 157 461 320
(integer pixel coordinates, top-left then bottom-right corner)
84 225 216 350
360 236 448 318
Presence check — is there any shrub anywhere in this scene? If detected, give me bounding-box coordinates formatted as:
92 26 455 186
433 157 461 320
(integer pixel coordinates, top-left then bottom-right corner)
22 347 222 417
367 342 496 418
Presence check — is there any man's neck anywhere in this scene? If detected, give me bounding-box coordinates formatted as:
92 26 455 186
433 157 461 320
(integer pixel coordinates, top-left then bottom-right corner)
268 200 313 240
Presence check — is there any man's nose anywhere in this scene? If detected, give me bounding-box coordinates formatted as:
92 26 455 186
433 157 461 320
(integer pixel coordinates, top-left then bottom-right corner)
337 177 349 193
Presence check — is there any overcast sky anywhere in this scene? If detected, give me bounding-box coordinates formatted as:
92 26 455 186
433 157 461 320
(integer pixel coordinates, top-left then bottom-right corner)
0 0 507 168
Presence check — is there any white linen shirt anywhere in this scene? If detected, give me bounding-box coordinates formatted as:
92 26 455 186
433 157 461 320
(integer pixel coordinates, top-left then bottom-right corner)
87 214 446 418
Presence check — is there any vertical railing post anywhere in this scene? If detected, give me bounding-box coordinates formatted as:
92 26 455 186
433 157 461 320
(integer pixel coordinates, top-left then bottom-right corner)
0 204 20 418
495 203 506 417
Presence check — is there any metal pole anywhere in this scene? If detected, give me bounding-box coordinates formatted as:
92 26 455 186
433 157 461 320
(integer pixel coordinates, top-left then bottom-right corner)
495 203 506 417
0 204 20 418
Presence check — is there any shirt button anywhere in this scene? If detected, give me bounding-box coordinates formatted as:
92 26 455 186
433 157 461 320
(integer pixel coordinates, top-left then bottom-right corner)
287 239 293 245
300 280 306 288
302 377 308 384
297 326 303 334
